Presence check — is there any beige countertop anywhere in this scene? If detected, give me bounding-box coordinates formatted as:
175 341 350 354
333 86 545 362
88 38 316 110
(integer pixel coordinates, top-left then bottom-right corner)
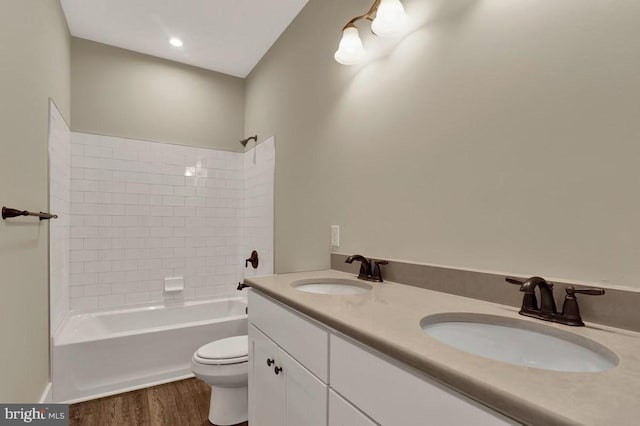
245 269 640 426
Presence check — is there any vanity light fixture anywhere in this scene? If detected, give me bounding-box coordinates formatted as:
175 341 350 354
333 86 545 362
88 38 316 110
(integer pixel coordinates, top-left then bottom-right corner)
334 0 408 65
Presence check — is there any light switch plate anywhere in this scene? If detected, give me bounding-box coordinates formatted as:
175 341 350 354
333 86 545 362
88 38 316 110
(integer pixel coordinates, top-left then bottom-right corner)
331 225 340 247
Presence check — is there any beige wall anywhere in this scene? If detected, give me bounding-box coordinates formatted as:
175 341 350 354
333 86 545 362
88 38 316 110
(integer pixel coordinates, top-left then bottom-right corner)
71 38 245 151
245 0 640 289
0 0 71 402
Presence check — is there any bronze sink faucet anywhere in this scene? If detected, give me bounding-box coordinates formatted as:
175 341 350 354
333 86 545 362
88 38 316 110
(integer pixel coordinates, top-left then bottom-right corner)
506 276 605 326
345 254 388 282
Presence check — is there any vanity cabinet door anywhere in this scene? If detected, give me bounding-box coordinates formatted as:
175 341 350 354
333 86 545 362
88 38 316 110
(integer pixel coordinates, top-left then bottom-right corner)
249 325 285 426
281 344 328 426
249 324 328 426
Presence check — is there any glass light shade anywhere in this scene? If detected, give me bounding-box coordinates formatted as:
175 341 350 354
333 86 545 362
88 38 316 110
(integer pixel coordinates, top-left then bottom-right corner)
334 26 365 65
371 0 408 37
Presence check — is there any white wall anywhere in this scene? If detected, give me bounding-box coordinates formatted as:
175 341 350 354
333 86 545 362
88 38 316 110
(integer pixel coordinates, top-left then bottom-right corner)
71 38 245 152
245 0 640 289
0 0 71 402
49 100 72 334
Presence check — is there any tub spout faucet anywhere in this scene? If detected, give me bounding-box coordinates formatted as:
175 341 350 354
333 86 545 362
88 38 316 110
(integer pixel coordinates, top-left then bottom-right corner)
345 255 388 282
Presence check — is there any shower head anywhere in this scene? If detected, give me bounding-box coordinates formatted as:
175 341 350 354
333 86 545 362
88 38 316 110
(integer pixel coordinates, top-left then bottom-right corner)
240 135 258 147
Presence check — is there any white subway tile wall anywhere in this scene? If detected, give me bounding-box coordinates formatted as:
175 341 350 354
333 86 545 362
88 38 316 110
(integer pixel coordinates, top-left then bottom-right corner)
67 132 271 310
49 101 72 333
243 137 275 278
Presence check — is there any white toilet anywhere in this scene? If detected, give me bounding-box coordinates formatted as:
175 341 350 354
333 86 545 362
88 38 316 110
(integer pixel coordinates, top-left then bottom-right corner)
191 335 249 425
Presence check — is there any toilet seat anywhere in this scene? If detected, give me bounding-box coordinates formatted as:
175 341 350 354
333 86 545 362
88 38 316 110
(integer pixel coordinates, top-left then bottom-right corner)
194 335 248 365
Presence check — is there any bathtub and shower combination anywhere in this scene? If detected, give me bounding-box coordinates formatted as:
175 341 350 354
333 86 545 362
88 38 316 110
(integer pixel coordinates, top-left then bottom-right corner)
53 297 248 402
48 133 275 403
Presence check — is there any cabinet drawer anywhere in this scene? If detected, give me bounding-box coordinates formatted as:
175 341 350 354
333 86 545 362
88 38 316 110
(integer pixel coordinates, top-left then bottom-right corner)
329 390 377 426
330 334 516 426
249 290 329 382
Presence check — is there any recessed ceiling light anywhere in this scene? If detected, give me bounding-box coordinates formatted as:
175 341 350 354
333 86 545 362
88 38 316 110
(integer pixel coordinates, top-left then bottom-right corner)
169 37 183 47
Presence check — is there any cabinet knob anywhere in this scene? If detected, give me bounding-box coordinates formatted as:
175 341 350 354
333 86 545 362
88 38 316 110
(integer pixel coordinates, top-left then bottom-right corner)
266 358 274 367
274 366 283 375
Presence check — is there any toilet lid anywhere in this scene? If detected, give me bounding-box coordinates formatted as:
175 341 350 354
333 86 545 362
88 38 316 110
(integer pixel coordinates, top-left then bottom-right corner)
196 335 248 361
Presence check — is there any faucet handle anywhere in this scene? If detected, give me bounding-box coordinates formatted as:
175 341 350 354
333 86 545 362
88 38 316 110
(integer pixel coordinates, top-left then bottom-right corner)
371 260 388 282
560 287 605 326
245 250 259 269
566 286 605 296
505 277 525 286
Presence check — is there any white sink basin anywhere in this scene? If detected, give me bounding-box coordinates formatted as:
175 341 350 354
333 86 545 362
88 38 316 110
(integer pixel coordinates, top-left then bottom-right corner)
292 278 372 295
421 313 618 372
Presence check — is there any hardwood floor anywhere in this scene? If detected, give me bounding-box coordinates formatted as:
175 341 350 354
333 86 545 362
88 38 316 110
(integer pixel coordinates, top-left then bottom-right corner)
69 378 249 426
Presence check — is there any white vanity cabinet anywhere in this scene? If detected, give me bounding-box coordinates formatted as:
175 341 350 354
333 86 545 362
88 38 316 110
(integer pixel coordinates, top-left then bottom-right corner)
249 325 286 426
330 335 515 426
248 290 517 426
329 390 377 426
248 291 329 426
249 324 328 426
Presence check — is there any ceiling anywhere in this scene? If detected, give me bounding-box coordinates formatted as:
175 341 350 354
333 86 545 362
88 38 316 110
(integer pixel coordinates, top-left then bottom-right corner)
60 0 309 78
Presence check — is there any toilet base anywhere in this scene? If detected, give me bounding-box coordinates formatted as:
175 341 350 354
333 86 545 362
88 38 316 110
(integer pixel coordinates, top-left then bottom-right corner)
208 384 248 425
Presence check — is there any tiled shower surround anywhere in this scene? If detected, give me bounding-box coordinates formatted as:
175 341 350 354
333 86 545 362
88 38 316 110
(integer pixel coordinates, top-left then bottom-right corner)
65 133 274 311
243 138 275 280
49 101 71 334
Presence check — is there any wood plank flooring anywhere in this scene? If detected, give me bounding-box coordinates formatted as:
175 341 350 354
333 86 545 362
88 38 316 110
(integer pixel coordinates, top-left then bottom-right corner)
69 378 248 426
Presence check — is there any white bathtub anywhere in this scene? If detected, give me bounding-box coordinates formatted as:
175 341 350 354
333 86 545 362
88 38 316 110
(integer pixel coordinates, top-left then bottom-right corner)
53 297 247 403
